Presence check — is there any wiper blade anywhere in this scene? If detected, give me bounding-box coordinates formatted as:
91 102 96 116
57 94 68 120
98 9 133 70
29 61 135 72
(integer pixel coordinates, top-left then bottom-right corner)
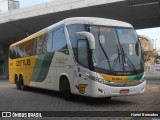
117 45 121 63
97 30 112 71
121 45 137 72
112 45 121 70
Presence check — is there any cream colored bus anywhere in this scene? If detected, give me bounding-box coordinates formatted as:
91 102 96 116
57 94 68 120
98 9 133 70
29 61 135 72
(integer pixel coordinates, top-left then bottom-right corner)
9 17 146 100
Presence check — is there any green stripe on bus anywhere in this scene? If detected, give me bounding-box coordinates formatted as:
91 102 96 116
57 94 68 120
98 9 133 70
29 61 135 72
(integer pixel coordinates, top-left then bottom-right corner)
31 53 54 82
126 73 144 81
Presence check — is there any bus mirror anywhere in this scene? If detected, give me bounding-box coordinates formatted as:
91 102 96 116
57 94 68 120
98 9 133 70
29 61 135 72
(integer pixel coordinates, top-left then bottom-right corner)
76 32 95 50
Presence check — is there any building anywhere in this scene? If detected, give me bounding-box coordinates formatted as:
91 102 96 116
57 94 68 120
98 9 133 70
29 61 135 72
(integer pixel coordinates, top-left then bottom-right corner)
0 47 5 78
139 35 155 66
139 35 154 51
0 0 19 12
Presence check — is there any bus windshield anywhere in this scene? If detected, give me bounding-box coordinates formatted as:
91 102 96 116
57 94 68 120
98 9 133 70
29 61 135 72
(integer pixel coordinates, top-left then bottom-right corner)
89 26 143 75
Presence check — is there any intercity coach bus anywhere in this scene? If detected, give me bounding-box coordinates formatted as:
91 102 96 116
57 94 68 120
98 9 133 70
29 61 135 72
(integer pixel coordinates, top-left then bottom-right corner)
9 17 146 100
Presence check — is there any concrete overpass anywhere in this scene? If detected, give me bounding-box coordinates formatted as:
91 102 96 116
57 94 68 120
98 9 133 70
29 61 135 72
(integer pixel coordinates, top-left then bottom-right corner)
0 0 160 78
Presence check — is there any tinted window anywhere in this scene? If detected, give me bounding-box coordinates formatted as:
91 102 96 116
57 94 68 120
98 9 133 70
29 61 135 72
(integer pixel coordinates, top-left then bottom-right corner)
9 27 68 59
117 28 143 70
47 32 53 52
52 28 68 52
10 39 36 59
10 33 53 59
78 40 89 67
36 34 48 55
67 24 85 60
67 24 85 48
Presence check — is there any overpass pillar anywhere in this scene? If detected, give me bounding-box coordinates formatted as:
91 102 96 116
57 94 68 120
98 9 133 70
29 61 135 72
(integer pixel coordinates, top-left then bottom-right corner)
0 45 9 79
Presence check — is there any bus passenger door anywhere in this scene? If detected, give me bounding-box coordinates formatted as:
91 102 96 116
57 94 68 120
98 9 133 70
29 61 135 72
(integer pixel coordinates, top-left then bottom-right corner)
74 66 90 96
74 39 91 96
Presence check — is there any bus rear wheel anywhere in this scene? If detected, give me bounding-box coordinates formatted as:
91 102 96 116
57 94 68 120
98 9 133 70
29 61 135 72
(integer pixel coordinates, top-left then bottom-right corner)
61 78 72 100
15 76 20 90
19 76 27 91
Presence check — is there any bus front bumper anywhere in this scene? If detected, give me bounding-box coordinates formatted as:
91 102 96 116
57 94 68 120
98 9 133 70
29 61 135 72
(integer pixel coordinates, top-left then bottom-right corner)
90 80 146 98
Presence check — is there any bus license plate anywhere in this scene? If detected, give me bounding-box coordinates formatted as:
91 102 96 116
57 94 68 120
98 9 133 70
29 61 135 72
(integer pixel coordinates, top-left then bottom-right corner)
120 89 129 94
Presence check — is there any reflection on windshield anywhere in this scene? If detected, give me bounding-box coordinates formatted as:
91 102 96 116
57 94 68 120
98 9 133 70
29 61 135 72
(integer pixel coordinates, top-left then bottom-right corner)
117 28 143 71
89 26 143 74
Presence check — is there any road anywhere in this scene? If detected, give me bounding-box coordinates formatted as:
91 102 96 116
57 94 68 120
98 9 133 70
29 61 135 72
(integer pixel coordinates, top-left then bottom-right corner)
0 79 159 120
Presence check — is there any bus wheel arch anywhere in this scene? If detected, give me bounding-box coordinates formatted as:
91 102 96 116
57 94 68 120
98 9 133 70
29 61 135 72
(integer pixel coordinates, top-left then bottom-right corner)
59 75 72 100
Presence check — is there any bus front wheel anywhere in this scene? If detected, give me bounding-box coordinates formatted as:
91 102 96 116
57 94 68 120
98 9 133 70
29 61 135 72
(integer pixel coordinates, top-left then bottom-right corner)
61 77 72 100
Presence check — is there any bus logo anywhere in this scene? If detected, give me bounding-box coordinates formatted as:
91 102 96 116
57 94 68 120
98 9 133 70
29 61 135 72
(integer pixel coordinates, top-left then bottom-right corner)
76 84 88 94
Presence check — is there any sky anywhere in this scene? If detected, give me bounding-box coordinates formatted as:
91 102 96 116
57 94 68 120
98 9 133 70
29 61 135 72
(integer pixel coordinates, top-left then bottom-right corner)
1 0 160 49
16 0 54 8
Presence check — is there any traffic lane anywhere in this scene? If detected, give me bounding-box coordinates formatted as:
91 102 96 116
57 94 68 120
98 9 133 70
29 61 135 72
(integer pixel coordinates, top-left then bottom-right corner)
0 79 159 111
146 75 160 80
146 76 160 84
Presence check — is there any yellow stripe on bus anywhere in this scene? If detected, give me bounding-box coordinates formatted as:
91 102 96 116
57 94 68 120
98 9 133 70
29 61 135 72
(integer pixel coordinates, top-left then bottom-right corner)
98 73 135 82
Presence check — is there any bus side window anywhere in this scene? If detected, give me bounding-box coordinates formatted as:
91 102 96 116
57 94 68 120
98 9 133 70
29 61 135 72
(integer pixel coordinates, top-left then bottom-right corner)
52 28 68 54
47 32 53 53
77 39 89 68
67 24 85 60
36 35 46 54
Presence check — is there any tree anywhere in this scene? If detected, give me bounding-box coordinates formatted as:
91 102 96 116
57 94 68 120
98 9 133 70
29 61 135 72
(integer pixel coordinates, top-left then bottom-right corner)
143 50 158 63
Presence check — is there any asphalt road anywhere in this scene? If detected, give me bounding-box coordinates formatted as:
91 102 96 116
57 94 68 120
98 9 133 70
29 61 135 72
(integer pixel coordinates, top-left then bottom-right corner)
0 79 159 120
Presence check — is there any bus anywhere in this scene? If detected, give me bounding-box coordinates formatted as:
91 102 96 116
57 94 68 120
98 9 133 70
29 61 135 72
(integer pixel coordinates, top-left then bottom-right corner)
9 17 146 100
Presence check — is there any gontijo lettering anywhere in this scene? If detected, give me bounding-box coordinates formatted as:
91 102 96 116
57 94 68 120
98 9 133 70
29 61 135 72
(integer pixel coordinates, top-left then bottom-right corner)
16 59 30 66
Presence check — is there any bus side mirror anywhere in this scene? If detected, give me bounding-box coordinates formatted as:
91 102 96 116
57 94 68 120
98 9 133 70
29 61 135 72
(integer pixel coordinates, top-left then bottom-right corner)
76 32 95 50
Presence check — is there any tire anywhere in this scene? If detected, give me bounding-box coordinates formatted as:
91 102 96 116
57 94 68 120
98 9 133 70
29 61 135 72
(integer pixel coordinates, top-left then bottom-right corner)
15 76 20 90
19 76 27 91
61 78 72 100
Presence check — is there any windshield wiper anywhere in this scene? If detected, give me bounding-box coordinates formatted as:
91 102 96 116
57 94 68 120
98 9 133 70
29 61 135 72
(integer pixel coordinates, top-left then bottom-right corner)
120 45 137 73
117 45 121 63
97 30 112 71
112 45 121 70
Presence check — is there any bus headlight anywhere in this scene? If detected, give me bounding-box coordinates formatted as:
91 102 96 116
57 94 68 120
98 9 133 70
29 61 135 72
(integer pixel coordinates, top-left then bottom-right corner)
140 72 146 83
86 74 109 85
98 78 109 85
140 77 146 83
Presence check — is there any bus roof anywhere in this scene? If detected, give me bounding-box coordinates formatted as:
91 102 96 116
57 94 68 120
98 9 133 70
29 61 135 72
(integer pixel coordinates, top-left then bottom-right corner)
10 17 133 47
64 17 133 28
